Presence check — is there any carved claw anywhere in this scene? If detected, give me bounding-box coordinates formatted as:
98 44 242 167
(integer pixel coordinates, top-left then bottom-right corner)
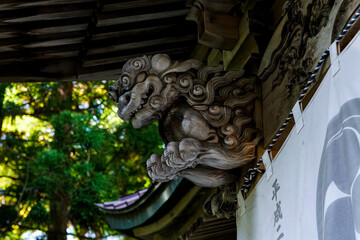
163 139 201 170
146 153 178 182
146 138 202 183
179 138 200 163
146 137 242 186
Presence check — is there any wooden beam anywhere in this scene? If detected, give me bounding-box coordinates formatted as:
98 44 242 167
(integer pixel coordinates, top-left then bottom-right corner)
97 9 189 27
0 76 62 82
0 65 120 83
23 51 79 60
23 37 83 48
190 43 211 62
0 0 95 11
0 68 119 83
0 44 19 52
0 0 197 83
91 23 188 41
87 34 196 55
88 23 195 50
0 51 79 64
1 9 92 24
190 230 236 240
80 51 193 79
0 31 20 39
75 69 122 82
193 223 235 233
28 24 88 36
83 46 193 68
102 0 184 12
223 35 259 71
0 30 85 47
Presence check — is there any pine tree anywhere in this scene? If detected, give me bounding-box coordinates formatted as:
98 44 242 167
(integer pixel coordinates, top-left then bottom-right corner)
0 81 162 240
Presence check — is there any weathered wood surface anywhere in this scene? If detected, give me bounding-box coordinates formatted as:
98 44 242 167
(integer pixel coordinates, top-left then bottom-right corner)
83 46 193 68
178 216 237 240
1 10 93 23
109 54 260 187
102 0 184 12
0 0 95 11
91 23 185 41
97 9 189 27
187 2 274 71
186 0 241 50
0 0 197 82
87 35 196 56
258 0 359 145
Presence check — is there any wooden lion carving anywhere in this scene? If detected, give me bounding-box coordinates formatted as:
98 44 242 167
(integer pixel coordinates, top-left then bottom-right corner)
109 54 259 188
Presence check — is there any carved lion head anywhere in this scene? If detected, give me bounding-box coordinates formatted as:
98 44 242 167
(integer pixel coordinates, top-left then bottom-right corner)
109 54 203 128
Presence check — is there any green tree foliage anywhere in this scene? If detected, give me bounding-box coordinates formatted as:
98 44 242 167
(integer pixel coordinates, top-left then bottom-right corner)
0 81 163 239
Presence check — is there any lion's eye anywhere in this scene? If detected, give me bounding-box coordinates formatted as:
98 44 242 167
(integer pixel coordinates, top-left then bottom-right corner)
136 72 146 83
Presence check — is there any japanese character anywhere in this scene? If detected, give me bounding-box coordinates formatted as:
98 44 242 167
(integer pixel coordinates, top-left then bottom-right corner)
274 201 283 226
272 178 280 201
277 233 284 240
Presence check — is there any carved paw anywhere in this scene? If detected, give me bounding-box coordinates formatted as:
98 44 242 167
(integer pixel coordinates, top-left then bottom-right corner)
163 138 200 170
179 138 200 163
146 154 178 182
146 138 201 183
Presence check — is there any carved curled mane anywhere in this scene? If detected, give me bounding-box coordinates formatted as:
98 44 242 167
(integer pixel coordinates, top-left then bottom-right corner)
110 54 262 191
161 63 259 156
114 56 152 97
111 55 259 162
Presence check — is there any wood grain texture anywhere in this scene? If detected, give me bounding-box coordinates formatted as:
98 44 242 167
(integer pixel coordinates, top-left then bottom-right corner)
97 9 189 27
258 0 353 145
0 0 197 83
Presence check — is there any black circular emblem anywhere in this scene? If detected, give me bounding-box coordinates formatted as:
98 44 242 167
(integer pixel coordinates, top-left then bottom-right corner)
317 98 360 240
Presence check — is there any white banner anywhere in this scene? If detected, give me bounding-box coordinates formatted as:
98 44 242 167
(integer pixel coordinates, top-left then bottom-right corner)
237 31 360 240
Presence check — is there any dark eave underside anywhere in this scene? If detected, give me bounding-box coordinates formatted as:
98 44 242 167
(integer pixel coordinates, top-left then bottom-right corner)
0 0 197 82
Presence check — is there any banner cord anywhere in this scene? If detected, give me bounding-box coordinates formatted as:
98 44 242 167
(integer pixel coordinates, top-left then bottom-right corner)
241 8 360 194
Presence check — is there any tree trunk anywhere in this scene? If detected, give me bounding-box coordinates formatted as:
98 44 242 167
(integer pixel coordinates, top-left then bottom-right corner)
47 196 69 240
47 82 73 240
57 81 73 110
0 83 8 136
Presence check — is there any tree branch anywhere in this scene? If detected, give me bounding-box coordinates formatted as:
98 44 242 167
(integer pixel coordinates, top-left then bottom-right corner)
0 175 21 181
0 141 36 162
16 162 30 208
18 224 47 232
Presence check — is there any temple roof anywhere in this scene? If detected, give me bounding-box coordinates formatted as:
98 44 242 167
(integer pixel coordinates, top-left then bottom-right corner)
0 0 197 82
98 179 237 240
96 188 148 210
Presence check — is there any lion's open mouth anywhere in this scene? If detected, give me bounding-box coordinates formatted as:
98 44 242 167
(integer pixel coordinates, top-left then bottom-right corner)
129 86 154 119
